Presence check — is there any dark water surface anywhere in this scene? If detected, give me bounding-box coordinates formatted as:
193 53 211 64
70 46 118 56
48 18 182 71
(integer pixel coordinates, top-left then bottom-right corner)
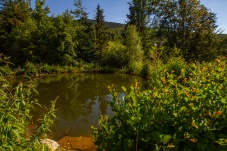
32 73 144 140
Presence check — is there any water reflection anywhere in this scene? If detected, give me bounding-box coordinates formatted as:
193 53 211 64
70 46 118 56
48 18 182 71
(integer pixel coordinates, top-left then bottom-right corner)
33 73 143 140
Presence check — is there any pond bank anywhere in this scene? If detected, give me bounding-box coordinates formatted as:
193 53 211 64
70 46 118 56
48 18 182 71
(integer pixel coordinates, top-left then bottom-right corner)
57 136 96 151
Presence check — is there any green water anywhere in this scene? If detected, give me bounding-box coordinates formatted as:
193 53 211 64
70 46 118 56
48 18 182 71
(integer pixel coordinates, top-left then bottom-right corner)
32 73 143 140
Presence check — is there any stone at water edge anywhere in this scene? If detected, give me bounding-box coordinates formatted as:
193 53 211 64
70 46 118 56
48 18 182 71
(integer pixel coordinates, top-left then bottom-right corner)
42 138 60 151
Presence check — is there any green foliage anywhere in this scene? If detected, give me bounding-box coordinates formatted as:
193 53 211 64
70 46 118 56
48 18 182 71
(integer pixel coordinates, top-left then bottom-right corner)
159 46 181 62
126 0 150 35
0 0 225 70
125 25 144 67
0 75 56 150
94 4 108 61
166 57 187 77
0 65 12 76
8 1 79 66
24 62 37 76
101 41 128 68
40 64 52 74
51 12 77 65
129 61 143 75
140 61 152 79
0 0 31 56
92 58 227 150
74 23 95 63
153 0 220 61
0 56 56 150
8 18 37 65
106 28 124 43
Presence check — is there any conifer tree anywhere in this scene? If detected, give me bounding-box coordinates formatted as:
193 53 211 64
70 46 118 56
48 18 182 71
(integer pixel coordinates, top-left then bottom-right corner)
71 0 95 63
126 0 151 35
126 0 157 55
0 0 31 55
94 4 107 60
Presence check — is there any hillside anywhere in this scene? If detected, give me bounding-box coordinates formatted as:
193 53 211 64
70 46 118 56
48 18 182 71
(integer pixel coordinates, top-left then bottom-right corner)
88 19 125 28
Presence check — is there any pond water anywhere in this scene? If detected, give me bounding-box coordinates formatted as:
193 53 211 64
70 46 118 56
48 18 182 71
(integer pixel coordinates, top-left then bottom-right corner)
32 73 144 141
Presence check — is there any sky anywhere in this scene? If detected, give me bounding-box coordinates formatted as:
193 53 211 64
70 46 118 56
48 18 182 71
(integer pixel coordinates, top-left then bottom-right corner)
31 0 227 33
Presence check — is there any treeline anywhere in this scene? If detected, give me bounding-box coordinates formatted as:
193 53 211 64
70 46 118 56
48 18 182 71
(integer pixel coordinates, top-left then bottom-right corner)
0 0 125 67
0 0 226 69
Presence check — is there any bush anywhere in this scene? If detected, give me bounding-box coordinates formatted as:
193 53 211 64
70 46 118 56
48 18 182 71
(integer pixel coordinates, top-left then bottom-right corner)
0 65 12 76
140 61 152 79
0 75 56 150
40 64 52 74
24 62 37 76
129 61 143 75
166 57 187 77
101 41 129 68
92 58 227 151
0 55 13 76
49 65 64 73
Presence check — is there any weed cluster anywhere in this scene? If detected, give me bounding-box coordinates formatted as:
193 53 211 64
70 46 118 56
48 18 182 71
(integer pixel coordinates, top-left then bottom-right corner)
92 57 227 150
0 61 56 150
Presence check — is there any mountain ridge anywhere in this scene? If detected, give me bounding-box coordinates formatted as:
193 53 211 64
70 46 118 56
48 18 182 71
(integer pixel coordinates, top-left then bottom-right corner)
88 19 125 28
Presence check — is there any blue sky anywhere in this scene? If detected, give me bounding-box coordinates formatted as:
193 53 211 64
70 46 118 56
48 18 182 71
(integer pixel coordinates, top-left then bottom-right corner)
31 0 227 33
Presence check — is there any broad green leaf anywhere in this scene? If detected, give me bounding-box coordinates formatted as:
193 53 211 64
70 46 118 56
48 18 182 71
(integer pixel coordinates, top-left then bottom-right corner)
220 98 226 104
122 86 127 92
192 120 198 129
163 135 172 145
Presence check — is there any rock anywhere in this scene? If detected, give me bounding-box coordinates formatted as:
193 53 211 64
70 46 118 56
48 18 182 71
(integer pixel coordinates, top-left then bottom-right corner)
42 138 60 151
57 136 97 151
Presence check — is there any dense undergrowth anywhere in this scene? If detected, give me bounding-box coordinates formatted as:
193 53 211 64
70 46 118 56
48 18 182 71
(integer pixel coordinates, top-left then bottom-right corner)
0 60 57 150
1 55 227 150
92 57 227 151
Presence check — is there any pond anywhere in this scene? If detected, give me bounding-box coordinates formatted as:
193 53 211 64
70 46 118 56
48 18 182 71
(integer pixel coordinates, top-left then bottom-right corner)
32 73 144 141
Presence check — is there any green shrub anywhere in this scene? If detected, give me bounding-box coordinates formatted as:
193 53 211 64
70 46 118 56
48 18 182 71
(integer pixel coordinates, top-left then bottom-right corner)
0 75 56 150
101 41 129 68
40 64 52 74
24 62 37 76
166 57 187 77
92 58 227 151
125 25 143 66
129 61 143 75
49 65 64 73
140 62 152 79
0 65 12 76
64 66 75 73
0 55 13 76
100 66 115 73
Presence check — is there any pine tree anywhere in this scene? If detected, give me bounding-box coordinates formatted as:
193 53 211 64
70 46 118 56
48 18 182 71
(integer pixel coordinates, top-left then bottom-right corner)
71 0 95 63
71 0 89 25
126 0 156 55
94 4 107 61
126 0 152 35
0 0 31 55
31 0 50 22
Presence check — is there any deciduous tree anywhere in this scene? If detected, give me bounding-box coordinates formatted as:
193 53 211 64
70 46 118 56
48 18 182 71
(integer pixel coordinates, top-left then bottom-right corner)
125 25 143 66
154 0 219 61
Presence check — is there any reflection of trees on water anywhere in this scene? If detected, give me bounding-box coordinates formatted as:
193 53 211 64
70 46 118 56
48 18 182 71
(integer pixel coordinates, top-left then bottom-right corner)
35 73 142 123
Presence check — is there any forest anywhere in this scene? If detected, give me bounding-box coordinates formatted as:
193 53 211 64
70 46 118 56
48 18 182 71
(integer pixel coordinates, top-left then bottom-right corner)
0 0 226 74
1 0 227 150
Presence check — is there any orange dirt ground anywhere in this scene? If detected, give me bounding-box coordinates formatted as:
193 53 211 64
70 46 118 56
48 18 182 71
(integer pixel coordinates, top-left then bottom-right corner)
57 136 97 151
